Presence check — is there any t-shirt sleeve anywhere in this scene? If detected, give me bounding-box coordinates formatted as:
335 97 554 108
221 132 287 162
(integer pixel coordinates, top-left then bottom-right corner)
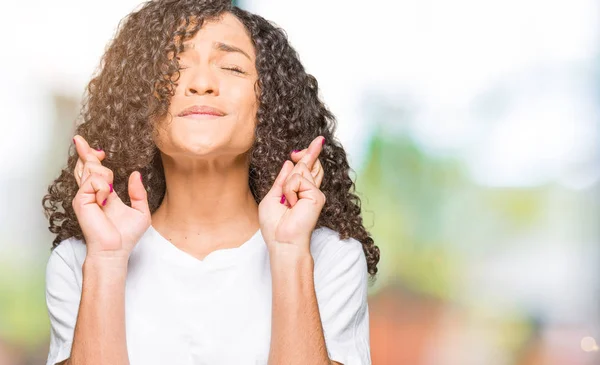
314 236 372 365
45 242 81 365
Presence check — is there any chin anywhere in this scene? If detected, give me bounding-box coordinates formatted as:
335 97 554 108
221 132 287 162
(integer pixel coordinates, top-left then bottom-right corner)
181 138 221 156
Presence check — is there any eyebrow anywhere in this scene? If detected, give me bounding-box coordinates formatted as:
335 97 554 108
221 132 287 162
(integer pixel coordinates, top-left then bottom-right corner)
182 42 252 61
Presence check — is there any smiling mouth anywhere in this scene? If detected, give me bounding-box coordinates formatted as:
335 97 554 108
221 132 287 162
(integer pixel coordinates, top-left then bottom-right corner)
180 113 224 119
177 105 226 118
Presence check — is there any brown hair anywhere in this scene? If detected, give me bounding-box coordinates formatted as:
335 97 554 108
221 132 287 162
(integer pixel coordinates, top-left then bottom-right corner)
42 0 380 279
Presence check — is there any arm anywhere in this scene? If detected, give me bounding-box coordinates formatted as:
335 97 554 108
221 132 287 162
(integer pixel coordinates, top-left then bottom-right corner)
52 135 150 364
268 243 341 365
64 258 130 365
261 136 367 364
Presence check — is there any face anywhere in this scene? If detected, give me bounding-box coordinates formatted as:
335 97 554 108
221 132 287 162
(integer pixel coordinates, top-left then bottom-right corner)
153 12 258 162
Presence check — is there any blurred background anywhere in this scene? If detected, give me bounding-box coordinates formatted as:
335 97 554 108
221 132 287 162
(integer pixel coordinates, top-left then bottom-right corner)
0 0 598 364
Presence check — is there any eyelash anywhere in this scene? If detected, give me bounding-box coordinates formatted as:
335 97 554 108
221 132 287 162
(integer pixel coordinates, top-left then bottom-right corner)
223 66 245 74
176 65 245 75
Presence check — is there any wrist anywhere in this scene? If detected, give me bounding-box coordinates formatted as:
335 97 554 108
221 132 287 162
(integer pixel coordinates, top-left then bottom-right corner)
268 241 313 266
83 255 129 275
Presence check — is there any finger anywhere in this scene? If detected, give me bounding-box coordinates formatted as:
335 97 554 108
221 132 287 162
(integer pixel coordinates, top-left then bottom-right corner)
293 174 326 206
73 137 106 162
74 140 105 187
91 148 106 161
74 135 104 185
72 175 118 245
283 162 313 208
290 148 307 161
128 171 150 216
313 159 324 188
282 173 325 208
265 160 294 199
286 162 315 186
291 150 324 189
73 135 103 165
283 162 318 207
79 173 112 208
76 158 113 188
80 160 108 187
297 136 325 170
74 158 83 187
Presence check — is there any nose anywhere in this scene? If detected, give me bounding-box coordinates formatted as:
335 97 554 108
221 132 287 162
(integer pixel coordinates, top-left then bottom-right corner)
184 66 219 96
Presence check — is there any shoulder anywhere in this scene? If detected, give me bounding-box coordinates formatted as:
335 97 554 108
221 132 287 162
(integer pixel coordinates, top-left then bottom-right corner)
310 227 368 281
310 226 366 262
46 237 87 282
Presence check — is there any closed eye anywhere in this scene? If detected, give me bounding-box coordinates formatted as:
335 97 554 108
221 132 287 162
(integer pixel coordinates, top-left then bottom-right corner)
175 63 245 75
223 66 246 75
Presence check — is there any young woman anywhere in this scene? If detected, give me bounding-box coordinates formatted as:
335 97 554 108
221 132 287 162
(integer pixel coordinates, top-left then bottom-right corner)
42 1 380 364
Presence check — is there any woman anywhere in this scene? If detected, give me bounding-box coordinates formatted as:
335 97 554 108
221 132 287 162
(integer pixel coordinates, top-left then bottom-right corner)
42 1 380 364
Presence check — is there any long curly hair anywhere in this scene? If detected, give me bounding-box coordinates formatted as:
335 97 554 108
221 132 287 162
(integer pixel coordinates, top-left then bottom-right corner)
42 0 380 279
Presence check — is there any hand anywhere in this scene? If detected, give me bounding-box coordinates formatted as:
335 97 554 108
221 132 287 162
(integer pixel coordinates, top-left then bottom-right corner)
258 136 326 253
71 135 151 263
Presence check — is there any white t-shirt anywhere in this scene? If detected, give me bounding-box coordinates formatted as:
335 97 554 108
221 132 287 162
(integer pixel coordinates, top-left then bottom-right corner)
45 225 371 365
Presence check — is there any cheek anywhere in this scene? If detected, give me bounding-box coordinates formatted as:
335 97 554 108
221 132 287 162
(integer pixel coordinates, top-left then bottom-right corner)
151 116 174 152
231 93 258 148
228 83 258 123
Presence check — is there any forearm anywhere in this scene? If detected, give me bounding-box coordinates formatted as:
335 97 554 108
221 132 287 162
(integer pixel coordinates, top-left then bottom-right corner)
69 257 130 365
268 243 331 365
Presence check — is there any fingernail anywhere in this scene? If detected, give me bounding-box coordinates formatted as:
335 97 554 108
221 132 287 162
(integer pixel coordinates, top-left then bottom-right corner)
73 138 76 145
102 198 107 206
109 184 113 193
140 173 143 182
321 137 326 146
95 148 103 152
280 195 286 205
292 149 301 154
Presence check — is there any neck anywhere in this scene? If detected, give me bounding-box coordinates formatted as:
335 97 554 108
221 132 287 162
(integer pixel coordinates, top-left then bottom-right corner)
151 151 259 237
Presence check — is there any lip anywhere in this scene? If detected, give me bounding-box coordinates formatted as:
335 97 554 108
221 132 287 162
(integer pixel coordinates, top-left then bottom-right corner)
177 105 226 117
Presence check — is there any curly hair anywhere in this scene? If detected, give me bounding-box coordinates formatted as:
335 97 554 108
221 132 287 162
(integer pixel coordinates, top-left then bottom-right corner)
42 0 380 279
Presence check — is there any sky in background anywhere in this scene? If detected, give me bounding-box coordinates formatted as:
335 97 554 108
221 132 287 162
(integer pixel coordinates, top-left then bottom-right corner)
248 0 599 187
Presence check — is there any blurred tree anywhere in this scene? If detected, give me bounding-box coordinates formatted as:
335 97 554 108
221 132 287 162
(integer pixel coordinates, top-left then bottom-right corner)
355 94 552 362
355 94 546 299
357 128 464 298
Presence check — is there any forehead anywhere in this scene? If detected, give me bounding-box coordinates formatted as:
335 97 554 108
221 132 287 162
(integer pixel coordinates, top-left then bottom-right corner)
184 12 255 59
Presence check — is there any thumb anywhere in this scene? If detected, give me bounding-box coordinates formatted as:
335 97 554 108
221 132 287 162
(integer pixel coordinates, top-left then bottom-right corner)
128 171 150 215
266 160 294 198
